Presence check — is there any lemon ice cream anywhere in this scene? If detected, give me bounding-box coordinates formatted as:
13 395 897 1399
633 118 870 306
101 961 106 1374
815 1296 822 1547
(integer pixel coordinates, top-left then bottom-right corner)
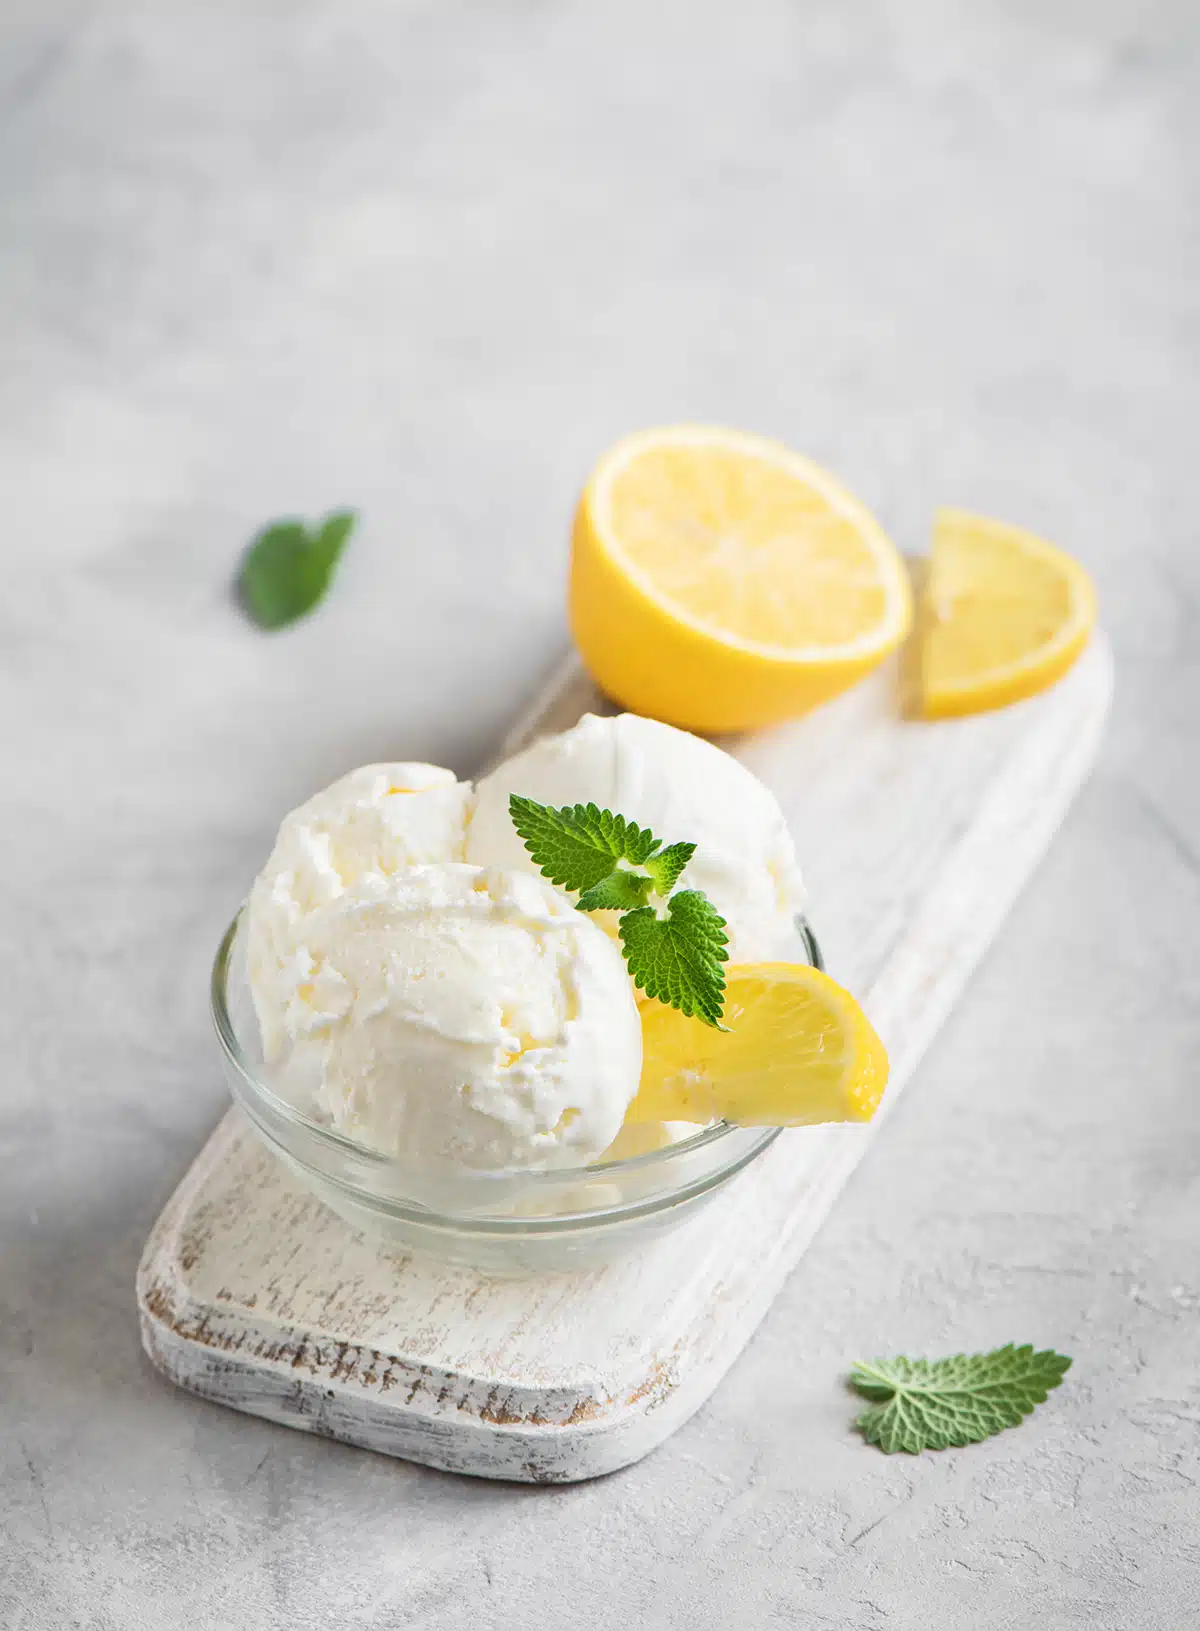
467 712 805 961
247 761 471 944
244 860 642 1172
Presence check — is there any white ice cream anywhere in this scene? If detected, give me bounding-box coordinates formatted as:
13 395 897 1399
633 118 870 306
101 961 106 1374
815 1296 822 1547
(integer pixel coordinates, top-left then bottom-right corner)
247 762 471 953
467 713 805 961
244 760 473 1028
245 862 642 1172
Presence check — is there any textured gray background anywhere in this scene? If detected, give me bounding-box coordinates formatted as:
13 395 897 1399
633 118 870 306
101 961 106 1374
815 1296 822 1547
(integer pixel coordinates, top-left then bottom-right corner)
1 1 1197 1627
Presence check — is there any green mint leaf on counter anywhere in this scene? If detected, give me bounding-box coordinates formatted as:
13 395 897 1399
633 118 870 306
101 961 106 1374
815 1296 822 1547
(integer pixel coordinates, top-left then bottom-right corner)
238 509 357 629
576 870 656 913
849 1344 1072 1454
619 890 729 1028
508 796 660 892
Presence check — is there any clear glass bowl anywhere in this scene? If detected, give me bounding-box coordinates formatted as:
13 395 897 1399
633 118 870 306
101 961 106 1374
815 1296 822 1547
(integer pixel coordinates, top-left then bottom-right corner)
211 914 823 1274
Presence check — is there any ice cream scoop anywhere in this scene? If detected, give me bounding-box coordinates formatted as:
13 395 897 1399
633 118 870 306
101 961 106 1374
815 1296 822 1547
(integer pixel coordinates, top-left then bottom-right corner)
244 862 642 1173
466 712 805 960
244 761 471 1012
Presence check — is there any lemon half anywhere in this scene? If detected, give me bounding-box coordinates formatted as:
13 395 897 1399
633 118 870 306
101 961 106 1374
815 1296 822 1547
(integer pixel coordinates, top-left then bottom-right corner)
570 426 912 732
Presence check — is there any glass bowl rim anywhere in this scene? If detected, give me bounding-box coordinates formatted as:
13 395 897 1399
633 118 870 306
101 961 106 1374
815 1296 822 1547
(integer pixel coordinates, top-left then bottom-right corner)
211 909 824 1193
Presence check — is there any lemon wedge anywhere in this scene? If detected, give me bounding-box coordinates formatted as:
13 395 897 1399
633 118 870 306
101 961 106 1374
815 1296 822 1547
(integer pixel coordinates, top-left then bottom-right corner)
625 963 888 1128
917 509 1097 719
570 426 912 732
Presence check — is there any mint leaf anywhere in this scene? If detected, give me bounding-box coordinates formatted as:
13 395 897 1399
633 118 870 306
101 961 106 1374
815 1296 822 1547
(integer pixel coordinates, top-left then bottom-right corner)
576 871 655 913
644 840 696 895
849 1345 1072 1454
619 890 729 1028
238 509 356 629
508 796 728 1025
509 796 660 892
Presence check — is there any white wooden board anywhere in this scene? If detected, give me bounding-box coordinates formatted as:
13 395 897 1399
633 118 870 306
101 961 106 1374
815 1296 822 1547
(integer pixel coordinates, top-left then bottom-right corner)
138 639 1112 1482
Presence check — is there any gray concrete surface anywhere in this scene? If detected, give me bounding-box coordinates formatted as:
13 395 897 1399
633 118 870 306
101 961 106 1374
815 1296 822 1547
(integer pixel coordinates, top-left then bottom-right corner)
1 2 1197 1626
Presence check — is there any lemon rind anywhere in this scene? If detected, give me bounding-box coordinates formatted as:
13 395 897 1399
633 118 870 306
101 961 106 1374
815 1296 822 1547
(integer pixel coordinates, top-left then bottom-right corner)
587 424 913 665
920 508 1098 708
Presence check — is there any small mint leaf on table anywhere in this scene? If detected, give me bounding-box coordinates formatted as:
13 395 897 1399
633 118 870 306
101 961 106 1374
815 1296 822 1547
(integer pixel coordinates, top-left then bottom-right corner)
509 796 661 892
238 509 357 629
619 890 729 1028
576 871 655 913
644 840 696 895
848 1344 1072 1454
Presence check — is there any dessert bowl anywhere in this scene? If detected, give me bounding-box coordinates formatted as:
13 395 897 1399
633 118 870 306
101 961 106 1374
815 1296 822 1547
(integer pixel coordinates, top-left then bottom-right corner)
211 912 824 1273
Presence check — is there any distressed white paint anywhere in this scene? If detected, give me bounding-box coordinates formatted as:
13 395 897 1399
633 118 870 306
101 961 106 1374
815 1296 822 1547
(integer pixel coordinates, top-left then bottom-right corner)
138 638 1112 1481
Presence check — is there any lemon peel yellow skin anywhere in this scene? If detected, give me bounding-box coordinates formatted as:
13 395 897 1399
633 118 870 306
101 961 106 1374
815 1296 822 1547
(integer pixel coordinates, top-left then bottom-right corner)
917 509 1097 720
570 426 912 733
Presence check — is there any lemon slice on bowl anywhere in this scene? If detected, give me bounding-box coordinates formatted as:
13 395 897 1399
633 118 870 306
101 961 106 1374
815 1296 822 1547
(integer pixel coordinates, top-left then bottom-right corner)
917 509 1097 720
625 963 888 1128
570 426 912 732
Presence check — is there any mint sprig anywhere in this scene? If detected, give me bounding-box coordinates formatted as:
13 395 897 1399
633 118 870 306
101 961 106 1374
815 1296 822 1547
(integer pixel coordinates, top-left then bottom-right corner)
619 891 729 1026
238 509 357 629
849 1344 1072 1454
508 795 728 1026
644 841 696 895
576 871 655 913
